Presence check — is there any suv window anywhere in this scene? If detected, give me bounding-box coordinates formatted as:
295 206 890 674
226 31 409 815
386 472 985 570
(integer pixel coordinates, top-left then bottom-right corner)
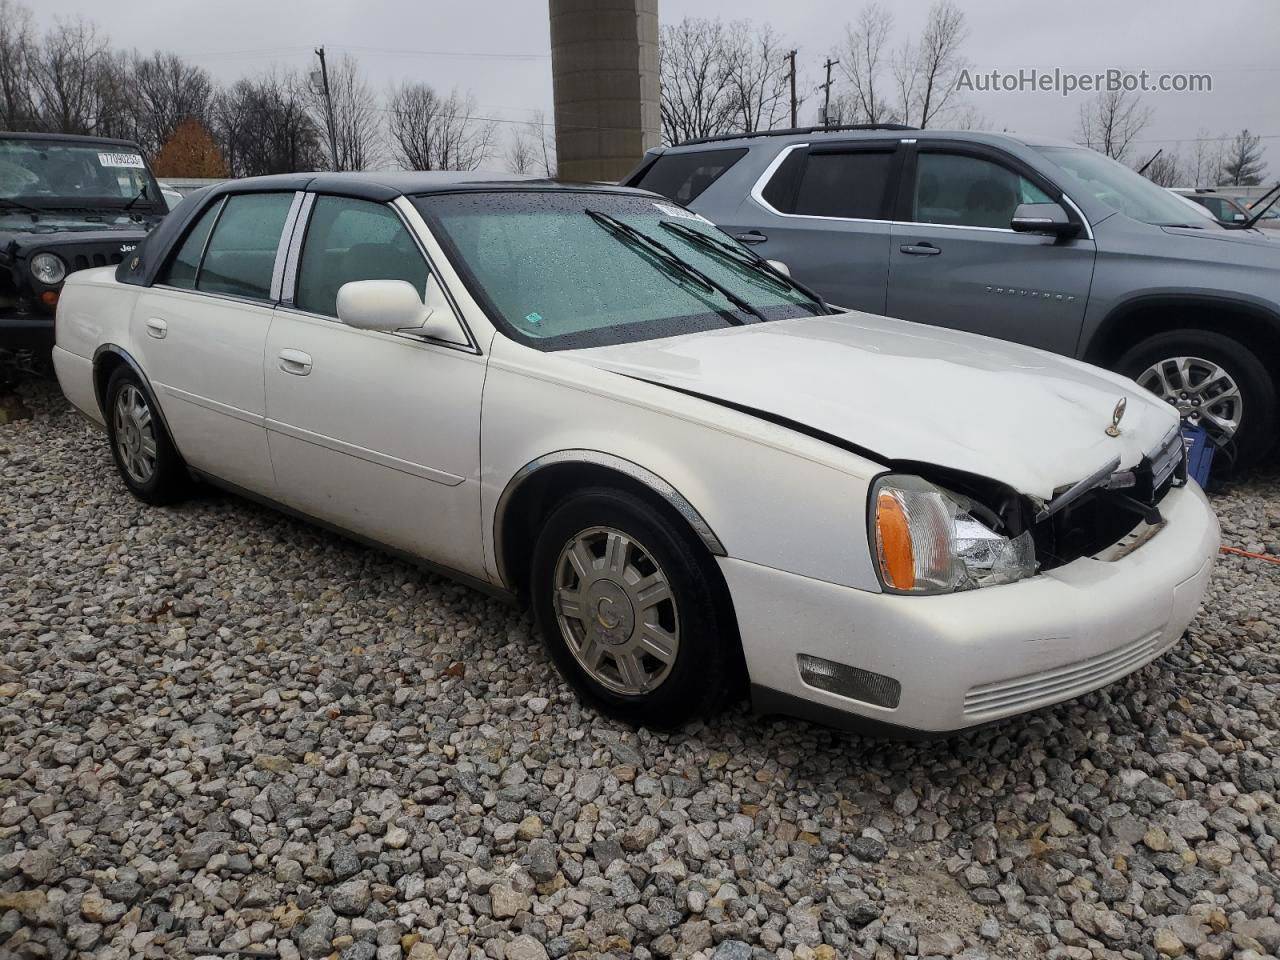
162 198 223 290
789 150 894 219
197 192 294 300
912 152 1050 229
295 196 429 319
632 148 747 204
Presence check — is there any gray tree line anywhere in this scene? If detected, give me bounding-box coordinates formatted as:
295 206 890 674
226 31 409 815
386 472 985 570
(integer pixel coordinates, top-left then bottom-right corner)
0 0 551 177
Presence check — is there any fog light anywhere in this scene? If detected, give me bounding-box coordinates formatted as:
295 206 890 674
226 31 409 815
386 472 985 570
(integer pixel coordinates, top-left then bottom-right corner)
797 654 901 708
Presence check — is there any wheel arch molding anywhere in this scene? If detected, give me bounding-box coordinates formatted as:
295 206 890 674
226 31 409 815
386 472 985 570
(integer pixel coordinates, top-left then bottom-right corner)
91 344 179 453
492 450 727 594
1084 292 1280 368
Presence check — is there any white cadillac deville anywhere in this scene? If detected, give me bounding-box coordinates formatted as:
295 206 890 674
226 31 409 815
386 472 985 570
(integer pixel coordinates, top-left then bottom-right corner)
53 173 1219 736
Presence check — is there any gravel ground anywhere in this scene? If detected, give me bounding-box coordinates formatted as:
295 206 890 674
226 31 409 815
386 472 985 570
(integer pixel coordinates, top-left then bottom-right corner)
2 380 1279 960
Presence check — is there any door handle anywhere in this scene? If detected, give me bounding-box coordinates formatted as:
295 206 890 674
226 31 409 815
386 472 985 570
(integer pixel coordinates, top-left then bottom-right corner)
278 349 313 376
734 230 768 244
899 242 941 256
145 317 167 339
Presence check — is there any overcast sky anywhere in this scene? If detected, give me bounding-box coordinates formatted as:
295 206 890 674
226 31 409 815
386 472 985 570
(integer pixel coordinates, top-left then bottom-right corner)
38 0 1280 173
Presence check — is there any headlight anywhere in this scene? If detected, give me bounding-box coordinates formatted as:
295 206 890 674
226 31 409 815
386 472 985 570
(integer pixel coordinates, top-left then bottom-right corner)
871 474 1035 594
30 252 66 286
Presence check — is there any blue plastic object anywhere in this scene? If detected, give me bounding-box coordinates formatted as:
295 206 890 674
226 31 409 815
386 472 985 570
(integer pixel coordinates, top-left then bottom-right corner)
1181 423 1214 487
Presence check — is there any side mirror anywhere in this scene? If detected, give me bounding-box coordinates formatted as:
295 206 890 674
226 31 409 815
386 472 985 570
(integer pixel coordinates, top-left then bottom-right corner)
1010 202 1080 238
336 277 469 344
765 259 791 276
337 280 426 332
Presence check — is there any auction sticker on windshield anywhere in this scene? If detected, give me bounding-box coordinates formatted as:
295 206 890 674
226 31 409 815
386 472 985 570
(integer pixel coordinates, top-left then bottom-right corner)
653 202 711 223
98 153 145 168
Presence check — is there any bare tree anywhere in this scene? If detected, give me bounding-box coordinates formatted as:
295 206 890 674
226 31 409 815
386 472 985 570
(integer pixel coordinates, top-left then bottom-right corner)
387 82 493 171
0 0 37 131
212 72 323 177
1136 149 1183 187
505 125 539 175
1220 129 1267 186
132 52 215 158
307 54 381 172
896 0 968 127
723 20 790 134
658 17 737 145
1188 130 1225 187
26 16 113 135
531 110 557 177
1076 89 1152 162
837 4 896 124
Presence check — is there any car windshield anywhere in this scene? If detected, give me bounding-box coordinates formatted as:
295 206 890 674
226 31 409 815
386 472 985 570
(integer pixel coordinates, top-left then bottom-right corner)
415 190 825 350
0 137 162 212
1036 145 1222 227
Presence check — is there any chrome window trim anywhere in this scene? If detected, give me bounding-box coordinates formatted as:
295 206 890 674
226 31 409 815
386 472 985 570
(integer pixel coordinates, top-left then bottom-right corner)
149 283 282 311
270 192 306 302
749 140 1095 240
272 193 480 356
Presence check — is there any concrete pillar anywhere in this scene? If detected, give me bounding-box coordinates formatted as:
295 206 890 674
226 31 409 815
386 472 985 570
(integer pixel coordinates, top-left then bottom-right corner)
549 0 660 183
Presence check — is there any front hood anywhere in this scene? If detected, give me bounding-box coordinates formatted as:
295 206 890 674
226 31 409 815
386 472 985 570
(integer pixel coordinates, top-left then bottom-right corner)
563 312 1178 500
1158 224 1280 259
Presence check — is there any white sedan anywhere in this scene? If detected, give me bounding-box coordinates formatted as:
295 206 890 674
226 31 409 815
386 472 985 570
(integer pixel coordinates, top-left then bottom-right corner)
52 173 1219 735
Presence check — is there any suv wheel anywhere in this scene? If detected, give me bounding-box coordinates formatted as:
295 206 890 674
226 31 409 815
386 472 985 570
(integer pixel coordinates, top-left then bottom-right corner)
1117 329 1277 466
529 487 737 728
104 366 189 504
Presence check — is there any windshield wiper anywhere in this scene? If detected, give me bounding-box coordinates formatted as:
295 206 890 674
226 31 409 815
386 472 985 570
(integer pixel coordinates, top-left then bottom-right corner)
585 209 766 324
1237 182 1280 231
122 184 150 218
0 197 43 217
658 219 831 314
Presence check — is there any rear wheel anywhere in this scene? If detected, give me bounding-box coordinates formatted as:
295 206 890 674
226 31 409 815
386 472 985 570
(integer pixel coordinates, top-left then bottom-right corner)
1116 329 1277 467
104 366 189 504
530 487 737 728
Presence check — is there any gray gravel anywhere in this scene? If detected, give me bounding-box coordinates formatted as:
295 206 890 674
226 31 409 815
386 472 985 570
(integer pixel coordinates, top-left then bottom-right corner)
2 379 1279 960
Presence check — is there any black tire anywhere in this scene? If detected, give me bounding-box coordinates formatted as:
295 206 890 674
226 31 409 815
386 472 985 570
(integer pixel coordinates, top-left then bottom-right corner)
104 366 189 505
1116 329 1277 467
529 486 738 728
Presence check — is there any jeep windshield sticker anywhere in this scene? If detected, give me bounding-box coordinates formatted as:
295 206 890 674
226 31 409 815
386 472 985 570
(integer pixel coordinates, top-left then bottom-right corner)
98 152 145 169
653 202 711 223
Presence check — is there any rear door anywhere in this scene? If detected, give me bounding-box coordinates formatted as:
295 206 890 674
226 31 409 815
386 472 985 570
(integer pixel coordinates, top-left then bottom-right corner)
886 142 1095 355
718 141 903 314
131 190 298 494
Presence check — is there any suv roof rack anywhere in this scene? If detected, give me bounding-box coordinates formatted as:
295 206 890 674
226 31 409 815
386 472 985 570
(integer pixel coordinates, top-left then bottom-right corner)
673 123 918 147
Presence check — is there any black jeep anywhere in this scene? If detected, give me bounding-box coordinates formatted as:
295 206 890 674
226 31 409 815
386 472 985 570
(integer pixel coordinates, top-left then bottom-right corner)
1 132 167 374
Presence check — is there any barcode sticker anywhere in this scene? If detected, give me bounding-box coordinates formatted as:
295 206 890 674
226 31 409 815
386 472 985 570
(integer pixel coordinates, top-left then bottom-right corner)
98 152 145 169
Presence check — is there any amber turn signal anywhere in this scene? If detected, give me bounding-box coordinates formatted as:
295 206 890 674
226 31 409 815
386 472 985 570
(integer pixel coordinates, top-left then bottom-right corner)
875 489 915 590
40 291 59 308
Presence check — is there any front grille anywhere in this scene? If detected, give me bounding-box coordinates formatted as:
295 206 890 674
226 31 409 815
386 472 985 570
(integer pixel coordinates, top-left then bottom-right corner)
963 630 1169 719
30 239 138 285
70 252 124 271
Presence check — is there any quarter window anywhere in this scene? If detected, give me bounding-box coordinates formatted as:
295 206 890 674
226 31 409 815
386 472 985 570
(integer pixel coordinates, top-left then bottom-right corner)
196 192 294 300
294 196 429 319
789 150 895 219
632 148 748 204
161 198 222 290
912 153 1051 229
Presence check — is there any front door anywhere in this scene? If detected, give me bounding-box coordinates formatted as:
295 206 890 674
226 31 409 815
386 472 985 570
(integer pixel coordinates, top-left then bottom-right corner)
723 142 902 314
131 191 297 494
886 145 1096 356
263 194 487 578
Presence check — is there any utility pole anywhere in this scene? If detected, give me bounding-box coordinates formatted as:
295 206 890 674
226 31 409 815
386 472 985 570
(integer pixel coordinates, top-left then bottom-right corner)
785 50 798 128
820 57 840 127
313 46 340 172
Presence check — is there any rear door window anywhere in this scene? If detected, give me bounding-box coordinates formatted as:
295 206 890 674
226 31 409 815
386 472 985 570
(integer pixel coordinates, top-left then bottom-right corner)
196 192 294 300
788 150 895 219
161 198 223 290
632 148 747 204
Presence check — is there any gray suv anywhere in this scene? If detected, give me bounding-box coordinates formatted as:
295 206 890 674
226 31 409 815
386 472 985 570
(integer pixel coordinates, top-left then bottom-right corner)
625 126 1280 465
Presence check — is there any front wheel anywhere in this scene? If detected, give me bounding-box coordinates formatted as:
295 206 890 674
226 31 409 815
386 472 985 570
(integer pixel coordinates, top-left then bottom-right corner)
529 487 738 728
1116 329 1277 468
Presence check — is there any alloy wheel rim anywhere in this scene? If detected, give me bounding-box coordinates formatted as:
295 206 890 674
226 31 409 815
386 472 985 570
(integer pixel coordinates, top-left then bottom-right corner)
113 384 158 484
553 525 680 696
1136 355 1243 444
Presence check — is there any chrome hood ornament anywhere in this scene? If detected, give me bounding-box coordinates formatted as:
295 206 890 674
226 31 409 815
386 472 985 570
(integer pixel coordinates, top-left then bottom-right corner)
1105 397 1127 437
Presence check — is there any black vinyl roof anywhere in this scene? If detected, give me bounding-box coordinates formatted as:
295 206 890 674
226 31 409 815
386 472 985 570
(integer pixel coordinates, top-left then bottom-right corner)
118 171 659 288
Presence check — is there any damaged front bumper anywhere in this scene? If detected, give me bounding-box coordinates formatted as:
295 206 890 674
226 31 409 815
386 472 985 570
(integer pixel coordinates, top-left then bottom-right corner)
732 481 1219 736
